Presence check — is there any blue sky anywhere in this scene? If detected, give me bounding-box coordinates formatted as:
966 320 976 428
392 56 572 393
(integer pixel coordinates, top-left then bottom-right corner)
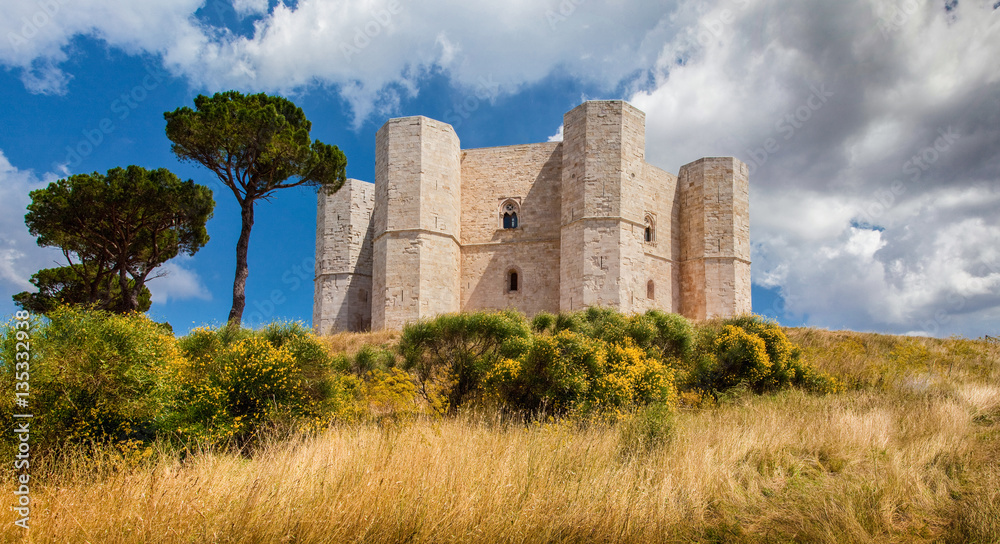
1 0 998 337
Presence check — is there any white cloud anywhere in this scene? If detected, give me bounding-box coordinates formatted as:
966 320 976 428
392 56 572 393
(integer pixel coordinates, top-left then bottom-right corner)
2 0 999 336
0 150 64 308
0 0 676 125
630 0 1000 337
147 257 212 305
0 150 212 314
231 0 270 18
547 124 564 142
0 0 205 95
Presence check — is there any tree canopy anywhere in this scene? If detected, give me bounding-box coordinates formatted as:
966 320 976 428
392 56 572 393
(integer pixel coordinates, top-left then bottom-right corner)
164 91 347 325
13 266 152 315
20 165 214 313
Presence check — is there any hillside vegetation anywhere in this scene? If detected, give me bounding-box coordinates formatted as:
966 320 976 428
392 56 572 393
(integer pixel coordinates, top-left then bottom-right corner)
1 308 998 543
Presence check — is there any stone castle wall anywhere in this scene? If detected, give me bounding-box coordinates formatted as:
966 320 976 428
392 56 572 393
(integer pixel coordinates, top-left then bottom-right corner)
459 143 563 316
372 116 462 332
315 100 750 334
313 179 374 334
678 157 752 320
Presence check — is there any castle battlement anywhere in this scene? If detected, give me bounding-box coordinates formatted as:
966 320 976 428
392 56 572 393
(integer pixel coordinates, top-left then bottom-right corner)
314 100 750 333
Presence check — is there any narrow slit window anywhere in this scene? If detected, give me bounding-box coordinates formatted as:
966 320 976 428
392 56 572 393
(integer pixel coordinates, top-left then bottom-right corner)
647 280 655 299
508 270 519 292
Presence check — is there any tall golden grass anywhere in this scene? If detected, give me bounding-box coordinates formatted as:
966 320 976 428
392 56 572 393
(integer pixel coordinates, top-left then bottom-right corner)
4 329 999 543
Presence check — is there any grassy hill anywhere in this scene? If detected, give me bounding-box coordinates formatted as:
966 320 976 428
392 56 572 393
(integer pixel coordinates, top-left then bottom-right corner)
2 313 998 543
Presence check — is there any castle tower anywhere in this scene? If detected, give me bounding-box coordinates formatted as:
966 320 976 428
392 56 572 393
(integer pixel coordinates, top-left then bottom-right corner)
372 116 462 330
559 100 648 313
313 179 375 334
678 157 751 319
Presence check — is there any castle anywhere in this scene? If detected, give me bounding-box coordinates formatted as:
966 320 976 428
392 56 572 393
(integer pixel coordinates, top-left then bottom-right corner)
313 100 750 334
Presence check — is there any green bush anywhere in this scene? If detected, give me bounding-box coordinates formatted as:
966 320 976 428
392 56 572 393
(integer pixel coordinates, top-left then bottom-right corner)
172 322 338 444
400 310 532 413
350 344 397 375
644 309 694 360
487 329 601 413
0 306 178 460
618 402 676 455
530 311 556 334
685 315 840 396
486 328 678 416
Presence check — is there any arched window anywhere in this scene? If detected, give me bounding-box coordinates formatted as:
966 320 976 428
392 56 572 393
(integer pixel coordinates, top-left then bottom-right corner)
644 214 655 243
508 270 519 292
500 200 520 229
647 280 655 299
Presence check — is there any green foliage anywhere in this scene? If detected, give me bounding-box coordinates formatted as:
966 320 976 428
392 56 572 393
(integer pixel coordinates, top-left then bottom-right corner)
618 402 676 455
488 329 602 412
164 91 348 324
644 309 694 360
406 309 683 416
399 311 532 413
530 311 556 333
164 91 346 196
13 266 152 315
0 307 178 460
350 344 397 375
685 315 840 396
172 322 337 444
0 306 845 463
20 165 213 313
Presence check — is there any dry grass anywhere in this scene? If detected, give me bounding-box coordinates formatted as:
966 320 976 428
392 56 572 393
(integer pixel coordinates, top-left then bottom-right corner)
5 330 999 543
319 329 400 357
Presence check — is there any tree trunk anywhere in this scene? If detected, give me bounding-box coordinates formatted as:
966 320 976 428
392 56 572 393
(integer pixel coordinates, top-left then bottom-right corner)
228 201 255 326
118 266 136 313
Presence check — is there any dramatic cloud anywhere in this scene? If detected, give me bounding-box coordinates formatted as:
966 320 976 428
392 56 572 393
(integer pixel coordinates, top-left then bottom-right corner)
0 0 205 95
2 0 997 336
631 0 1000 337
1 0 675 125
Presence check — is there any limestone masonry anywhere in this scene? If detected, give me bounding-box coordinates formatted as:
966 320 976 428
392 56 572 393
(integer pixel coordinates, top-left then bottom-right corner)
313 100 750 333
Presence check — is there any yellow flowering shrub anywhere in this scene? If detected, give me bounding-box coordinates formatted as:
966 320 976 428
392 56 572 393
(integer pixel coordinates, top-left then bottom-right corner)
173 322 339 445
686 315 841 396
399 310 532 413
593 338 677 411
0 306 177 457
363 368 419 419
486 329 678 416
714 324 773 390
